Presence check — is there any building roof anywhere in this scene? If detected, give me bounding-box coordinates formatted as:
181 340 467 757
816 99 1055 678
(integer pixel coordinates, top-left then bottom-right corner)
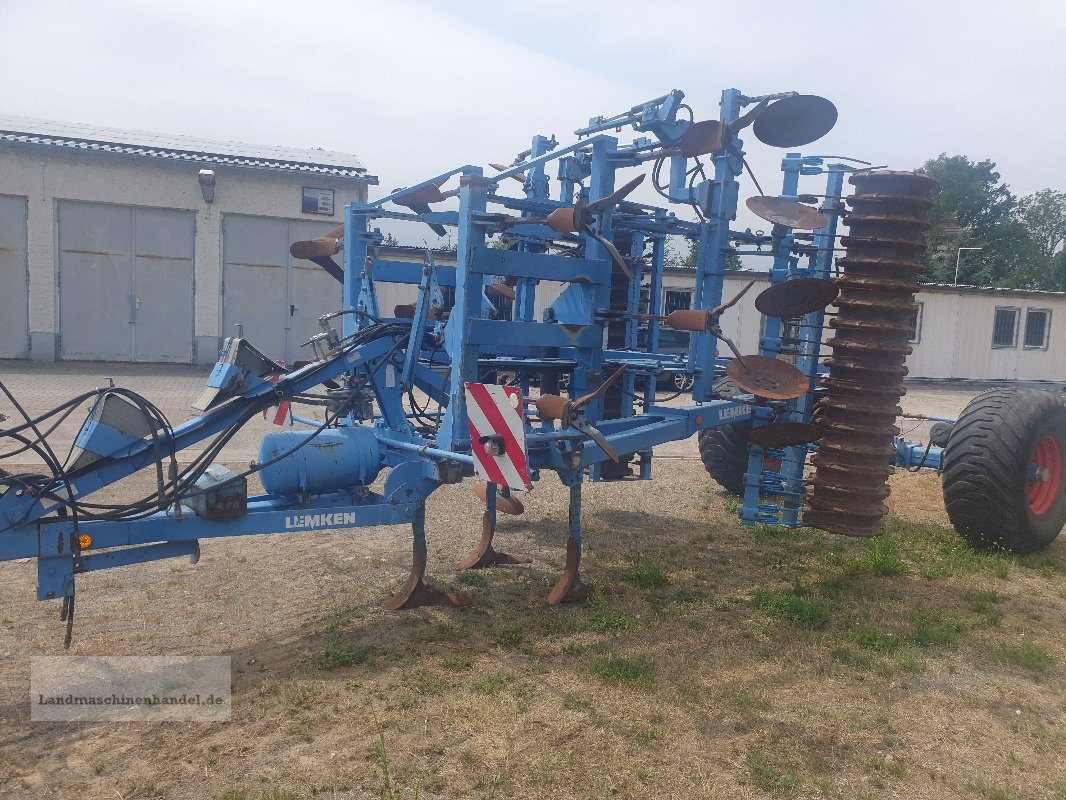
0 115 375 181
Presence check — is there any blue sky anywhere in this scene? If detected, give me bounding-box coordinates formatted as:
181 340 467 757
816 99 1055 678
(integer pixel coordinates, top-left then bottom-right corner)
1 0 1062 237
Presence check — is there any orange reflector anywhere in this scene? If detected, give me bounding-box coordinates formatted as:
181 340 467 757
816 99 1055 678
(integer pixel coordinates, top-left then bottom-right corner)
78 533 93 550
695 416 703 425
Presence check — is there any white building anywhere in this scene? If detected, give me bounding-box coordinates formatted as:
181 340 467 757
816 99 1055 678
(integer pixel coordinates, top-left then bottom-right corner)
0 116 376 365
663 269 1065 382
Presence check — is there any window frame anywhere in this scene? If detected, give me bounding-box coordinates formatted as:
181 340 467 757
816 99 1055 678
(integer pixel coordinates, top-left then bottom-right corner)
991 306 1021 349
1022 307 1052 350
909 301 923 345
662 288 692 316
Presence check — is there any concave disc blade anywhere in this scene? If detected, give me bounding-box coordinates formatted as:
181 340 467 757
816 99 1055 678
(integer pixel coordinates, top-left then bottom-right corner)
726 355 808 400
752 95 838 148
746 196 829 230
755 277 839 317
747 421 825 448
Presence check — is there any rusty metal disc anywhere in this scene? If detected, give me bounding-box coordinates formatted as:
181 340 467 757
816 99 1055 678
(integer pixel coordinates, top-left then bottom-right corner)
754 278 839 317
746 196 829 230
752 95 838 148
747 421 825 449
726 355 808 400
677 119 725 157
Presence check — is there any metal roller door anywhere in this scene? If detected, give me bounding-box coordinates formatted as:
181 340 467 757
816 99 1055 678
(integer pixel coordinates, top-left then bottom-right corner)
0 195 29 358
221 215 342 365
58 202 195 362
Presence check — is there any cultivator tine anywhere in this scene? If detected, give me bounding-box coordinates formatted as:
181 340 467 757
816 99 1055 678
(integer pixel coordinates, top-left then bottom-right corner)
546 484 590 605
383 504 472 610
710 278 759 316
585 174 646 214
585 226 633 281
489 163 526 183
458 483 533 569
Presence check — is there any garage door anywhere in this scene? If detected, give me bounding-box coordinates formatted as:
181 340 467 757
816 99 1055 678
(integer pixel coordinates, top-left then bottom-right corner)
0 195 28 358
58 202 194 363
222 215 342 365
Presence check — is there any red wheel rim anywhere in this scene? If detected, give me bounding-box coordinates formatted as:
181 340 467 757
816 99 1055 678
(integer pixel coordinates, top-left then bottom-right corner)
1028 435 1062 516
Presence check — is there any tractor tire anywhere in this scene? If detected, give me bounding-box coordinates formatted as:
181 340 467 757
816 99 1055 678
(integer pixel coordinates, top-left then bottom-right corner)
942 388 1066 554
698 377 750 495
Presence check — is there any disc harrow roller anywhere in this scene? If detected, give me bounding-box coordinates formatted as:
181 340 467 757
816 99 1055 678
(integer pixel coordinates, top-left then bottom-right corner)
805 170 936 538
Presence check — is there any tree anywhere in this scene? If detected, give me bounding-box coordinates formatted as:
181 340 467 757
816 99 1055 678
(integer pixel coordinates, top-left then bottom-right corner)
917 155 1063 290
667 237 741 270
1015 189 1066 258
919 154 1015 234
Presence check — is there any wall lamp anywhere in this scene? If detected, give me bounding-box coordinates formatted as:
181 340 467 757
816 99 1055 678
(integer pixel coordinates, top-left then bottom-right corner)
198 169 216 203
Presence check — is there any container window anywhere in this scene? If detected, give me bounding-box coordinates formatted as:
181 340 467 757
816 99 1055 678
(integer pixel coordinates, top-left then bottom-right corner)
991 307 1020 348
1023 308 1051 349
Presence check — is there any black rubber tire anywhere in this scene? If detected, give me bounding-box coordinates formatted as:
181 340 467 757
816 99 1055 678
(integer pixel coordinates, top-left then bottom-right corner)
942 388 1066 554
697 377 751 495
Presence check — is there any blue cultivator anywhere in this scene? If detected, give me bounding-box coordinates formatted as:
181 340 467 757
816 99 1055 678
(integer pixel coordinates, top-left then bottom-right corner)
3 88 1063 647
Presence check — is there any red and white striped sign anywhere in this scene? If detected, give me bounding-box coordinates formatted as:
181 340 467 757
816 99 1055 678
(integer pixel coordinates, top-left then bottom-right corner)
464 382 532 492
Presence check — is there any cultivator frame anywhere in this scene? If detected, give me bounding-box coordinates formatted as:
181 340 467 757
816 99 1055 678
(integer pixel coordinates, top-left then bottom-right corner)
3 85 1059 647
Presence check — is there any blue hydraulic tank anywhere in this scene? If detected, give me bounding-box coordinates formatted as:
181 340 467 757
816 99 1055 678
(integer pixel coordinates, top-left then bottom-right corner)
259 427 382 496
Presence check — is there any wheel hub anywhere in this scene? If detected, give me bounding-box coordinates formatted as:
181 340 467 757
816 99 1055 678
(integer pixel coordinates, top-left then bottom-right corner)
1028 435 1062 516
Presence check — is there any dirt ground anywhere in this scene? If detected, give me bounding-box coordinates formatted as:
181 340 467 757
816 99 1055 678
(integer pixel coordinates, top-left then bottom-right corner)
0 459 1064 800
1 365 1065 799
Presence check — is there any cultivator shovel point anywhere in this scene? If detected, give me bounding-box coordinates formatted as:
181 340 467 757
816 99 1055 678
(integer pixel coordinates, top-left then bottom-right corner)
457 483 533 570
805 170 936 538
384 504 473 610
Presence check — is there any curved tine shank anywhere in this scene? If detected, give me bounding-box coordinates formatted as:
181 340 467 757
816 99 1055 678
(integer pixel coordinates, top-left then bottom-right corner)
571 364 630 412
585 173 647 214
585 227 633 281
710 278 758 316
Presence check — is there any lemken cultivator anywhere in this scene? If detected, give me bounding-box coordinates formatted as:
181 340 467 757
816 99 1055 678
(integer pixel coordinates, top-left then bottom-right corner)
2 88 1064 645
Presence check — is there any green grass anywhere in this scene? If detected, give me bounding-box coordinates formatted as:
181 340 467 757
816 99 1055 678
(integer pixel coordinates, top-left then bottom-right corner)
470 670 515 695
401 670 447 696
311 643 371 669
858 538 908 576
910 609 966 649
728 690 771 713
492 623 523 647
752 584 831 630
846 609 965 655
440 654 473 671
746 748 800 794
590 655 655 686
623 559 671 590
585 599 636 634
991 640 1058 674
456 571 487 587
962 589 1005 613
968 779 1013 800
562 694 591 711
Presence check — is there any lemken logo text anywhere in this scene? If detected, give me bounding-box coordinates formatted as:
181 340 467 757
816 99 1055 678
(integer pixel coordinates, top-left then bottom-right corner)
284 512 357 530
719 406 749 421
